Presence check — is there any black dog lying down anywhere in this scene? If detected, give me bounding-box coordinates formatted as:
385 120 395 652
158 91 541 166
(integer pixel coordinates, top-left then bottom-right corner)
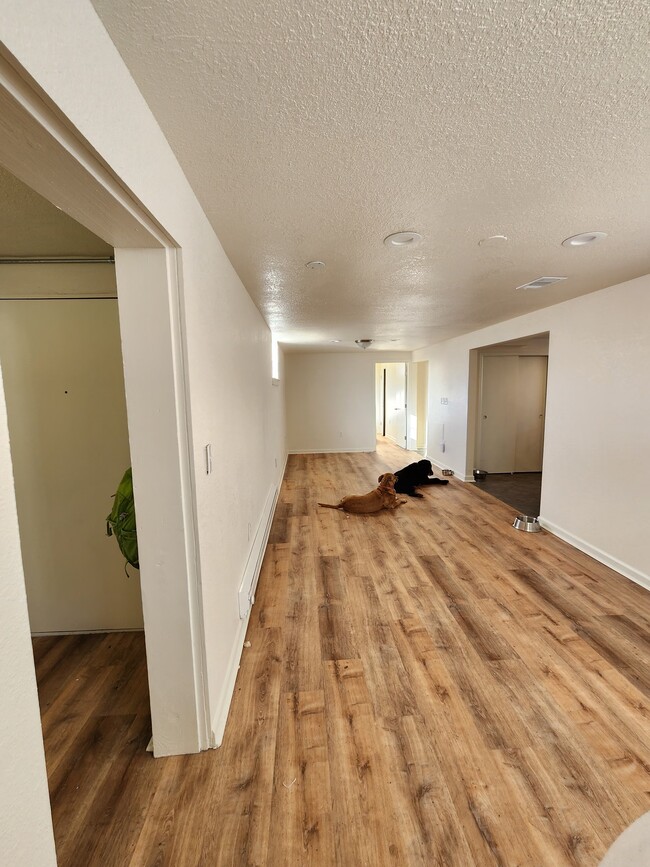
389 459 449 497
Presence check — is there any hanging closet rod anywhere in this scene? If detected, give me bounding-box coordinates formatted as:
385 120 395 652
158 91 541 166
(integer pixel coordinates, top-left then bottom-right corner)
0 256 115 265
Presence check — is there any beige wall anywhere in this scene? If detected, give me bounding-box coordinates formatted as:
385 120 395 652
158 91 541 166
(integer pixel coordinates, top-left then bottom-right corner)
416 361 428 450
414 274 650 588
2 0 288 756
286 351 411 453
0 297 143 633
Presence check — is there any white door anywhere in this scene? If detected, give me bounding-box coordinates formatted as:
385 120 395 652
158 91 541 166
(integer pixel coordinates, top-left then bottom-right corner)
515 356 547 471
479 355 547 473
385 362 407 448
479 356 518 472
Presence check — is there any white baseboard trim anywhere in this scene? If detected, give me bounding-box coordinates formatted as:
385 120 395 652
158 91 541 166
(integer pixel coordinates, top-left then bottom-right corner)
539 518 650 593
31 627 144 636
210 461 286 748
238 481 281 620
288 447 375 454
210 611 251 748
426 455 474 483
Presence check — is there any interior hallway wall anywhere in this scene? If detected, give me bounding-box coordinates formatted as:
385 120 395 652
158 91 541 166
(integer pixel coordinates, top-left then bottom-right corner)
416 361 428 451
0 297 142 633
2 0 287 753
286 351 411 453
0 365 57 867
414 273 650 587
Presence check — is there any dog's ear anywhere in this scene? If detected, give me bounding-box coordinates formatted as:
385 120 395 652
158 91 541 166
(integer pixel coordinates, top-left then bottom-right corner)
378 474 383 483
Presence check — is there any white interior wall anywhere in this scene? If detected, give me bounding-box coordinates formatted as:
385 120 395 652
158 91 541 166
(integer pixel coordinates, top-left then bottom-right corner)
375 363 384 434
0 296 142 633
415 274 650 587
286 351 410 453
416 361 428 450
0 366 57 867
1 0 287 755
406 362 418 451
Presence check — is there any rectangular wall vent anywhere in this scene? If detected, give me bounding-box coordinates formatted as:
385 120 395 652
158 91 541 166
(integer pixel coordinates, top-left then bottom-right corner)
516 276 567 290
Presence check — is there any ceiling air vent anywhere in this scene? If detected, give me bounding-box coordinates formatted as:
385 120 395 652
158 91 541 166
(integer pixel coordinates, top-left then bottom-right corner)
516 276 567 290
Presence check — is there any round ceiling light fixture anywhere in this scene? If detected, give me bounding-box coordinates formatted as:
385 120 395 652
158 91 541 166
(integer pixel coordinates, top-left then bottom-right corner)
478 234 508 246
561 232 607 247
305 260 326 269
383 231 422 247
355 339 373 350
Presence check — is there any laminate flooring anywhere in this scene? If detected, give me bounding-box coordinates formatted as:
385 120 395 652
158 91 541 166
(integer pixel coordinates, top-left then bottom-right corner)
34 440 650 866
474 471 542 517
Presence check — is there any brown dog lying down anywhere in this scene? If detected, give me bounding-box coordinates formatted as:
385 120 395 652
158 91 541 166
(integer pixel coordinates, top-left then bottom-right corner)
318 472 407 514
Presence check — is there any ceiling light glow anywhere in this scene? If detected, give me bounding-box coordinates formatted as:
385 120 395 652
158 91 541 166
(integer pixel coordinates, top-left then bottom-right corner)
383 231 422 247
478 234 508 246
562 232 607 247
516 276 567 290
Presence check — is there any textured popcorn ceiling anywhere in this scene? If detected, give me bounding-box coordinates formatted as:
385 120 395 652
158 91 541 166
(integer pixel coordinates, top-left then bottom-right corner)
91 0 649 350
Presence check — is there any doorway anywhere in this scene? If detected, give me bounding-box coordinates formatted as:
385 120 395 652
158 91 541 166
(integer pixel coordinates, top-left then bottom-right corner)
376 362 407 448
376 361 429 452
473 334 549 515
479 355 547 472
0 48 208 761
0 166 142 634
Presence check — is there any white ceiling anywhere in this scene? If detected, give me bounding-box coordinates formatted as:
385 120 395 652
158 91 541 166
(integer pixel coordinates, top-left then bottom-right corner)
60 1 650 348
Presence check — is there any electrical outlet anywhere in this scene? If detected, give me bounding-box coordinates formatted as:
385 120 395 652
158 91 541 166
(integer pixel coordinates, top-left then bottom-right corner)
440 397 449 405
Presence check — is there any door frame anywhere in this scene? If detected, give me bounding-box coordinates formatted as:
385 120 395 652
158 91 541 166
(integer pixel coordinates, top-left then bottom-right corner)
384 361 408 448
468 333 550 479
0 47 210 755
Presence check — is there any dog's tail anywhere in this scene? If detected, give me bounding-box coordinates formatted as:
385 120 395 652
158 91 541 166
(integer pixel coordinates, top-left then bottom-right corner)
318 502 342 509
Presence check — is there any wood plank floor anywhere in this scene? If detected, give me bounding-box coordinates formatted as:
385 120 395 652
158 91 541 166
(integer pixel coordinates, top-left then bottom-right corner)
34 439 650 866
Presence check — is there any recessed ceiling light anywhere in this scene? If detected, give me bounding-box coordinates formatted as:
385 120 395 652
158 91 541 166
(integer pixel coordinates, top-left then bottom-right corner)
478 234 508 246
383 231 422 247
305 260 326 269
516 276 567 290
330 339 341 343
562 232 607 247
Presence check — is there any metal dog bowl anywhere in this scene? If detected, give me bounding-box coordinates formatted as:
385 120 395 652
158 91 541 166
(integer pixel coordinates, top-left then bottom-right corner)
512 515 541 533
473 469 488 481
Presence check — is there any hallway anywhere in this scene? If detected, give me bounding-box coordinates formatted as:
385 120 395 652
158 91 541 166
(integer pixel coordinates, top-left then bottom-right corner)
35 440 650 865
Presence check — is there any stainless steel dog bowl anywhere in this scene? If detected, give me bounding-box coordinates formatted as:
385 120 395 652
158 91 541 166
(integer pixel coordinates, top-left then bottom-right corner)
512 515 541 533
